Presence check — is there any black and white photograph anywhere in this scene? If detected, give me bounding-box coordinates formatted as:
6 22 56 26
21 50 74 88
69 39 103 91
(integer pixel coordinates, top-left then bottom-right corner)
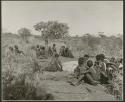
1 1 123 101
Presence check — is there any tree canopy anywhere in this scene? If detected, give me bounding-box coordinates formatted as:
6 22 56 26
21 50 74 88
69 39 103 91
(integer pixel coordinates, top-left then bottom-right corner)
18 28 31 38
18 28 32 43
33 21 69 39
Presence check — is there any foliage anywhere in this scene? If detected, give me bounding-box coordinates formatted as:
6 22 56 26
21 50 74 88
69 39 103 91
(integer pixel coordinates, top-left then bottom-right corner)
34 21 69 39
2 50 54 100
18 28 32 43
67 34 123 58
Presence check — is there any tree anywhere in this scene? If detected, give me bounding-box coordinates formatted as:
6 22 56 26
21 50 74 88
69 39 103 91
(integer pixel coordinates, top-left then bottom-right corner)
33 21 69 40
18 28 32 43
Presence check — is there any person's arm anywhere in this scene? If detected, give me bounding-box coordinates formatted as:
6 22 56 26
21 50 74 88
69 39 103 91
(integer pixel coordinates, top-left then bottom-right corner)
100 63 108 77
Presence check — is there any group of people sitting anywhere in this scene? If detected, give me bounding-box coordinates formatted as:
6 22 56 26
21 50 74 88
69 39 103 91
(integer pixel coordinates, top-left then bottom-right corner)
31 44 57 59
59 46 74 58
70 54 123 87
32 43 74 59
8 45 25 56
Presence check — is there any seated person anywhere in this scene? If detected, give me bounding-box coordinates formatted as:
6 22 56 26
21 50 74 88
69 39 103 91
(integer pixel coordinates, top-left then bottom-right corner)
68 49 74 58
14 45 25 55
36 45 40 58
45 53 63 72
106 63 114 82
110 57 116 63
83 60 100 85
39 46 47 59
74 57 84 79
72 60 99 86
97 54 109 84
59 46 65 56
118 58 123 75
64 47 69 57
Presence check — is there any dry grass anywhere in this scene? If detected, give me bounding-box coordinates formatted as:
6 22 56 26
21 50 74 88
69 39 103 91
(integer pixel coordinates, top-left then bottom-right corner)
2 33 123 100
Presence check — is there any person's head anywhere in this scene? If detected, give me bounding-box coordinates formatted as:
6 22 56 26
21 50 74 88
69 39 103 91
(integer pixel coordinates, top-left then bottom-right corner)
36 45 39 48
84 54 89 61
87 60 93 68
14 45 18 49
40 46 45 50
78 57 84 66
96 54 101 61
119 58 123 64
42 46 45 50
53 44 56 47
9 46 13 51
99 54 105 61
106 63 111 68
110 57 115 62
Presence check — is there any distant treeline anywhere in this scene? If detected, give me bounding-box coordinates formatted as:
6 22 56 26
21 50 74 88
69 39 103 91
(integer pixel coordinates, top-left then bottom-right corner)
65 34 123 58
2 32 123 58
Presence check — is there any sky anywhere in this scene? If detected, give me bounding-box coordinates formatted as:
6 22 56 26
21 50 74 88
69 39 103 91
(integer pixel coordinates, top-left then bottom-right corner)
2 1 123 36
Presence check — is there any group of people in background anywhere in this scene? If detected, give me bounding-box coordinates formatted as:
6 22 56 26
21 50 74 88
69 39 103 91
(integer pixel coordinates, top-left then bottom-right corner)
7 45 25 56
31 44 57 59
59 46 74 58
31 43 74 59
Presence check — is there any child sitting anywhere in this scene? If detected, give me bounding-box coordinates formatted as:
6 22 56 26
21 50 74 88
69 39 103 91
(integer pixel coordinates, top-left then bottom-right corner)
72 60 99 86
74 57 84 79
83 60 100 85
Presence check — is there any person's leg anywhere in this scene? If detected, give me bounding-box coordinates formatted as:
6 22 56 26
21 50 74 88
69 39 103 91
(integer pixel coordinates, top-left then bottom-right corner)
84 73 99 85
69 74 84 86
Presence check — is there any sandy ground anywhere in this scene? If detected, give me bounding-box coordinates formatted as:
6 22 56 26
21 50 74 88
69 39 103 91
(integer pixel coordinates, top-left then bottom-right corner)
35 59 117 101
37 72 116 101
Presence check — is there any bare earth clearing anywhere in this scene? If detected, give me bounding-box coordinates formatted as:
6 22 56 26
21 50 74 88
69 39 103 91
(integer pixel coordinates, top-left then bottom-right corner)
34 57 116 101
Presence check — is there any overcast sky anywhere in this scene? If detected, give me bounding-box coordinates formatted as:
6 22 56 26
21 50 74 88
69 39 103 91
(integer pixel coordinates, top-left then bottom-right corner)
2 1 123 36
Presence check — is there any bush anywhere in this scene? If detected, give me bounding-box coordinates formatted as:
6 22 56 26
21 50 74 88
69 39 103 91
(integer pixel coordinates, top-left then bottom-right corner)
2 72 54 100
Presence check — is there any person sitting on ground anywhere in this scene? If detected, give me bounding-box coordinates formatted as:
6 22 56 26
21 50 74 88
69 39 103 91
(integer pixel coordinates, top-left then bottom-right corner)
64 47 69 57
118 58 123 69
96 54 109 84
14 45 25 55
7 46 15 57
36 45 40 58
74 57 84 79
6 46 16 64
45 53 63 72
59 46 65 56
83 60 100 85
82 54 90 66
72 60 100 86
106 63 114 83
110 57 116 63
9 46 14 53
74 54 89 78
39 46 47 59
68 46 74 58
